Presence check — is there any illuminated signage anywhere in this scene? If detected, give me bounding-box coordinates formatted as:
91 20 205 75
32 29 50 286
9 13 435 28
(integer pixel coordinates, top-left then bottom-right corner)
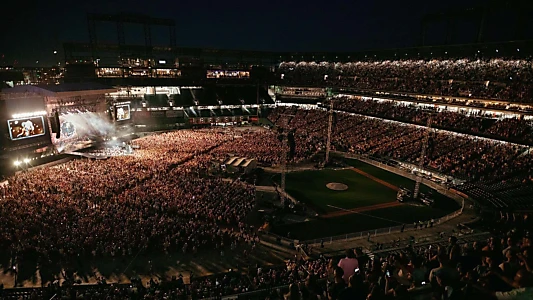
115 104 131 121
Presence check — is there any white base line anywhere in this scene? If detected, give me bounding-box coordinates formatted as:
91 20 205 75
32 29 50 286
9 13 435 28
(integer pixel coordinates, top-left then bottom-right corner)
326 204 404 225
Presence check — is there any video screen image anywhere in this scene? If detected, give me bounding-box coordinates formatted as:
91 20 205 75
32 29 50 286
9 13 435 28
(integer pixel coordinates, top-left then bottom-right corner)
7 116 46 141
116 104 131 121
61 121 77 138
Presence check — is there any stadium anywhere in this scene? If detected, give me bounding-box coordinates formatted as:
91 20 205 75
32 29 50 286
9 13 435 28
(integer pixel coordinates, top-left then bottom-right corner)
0 6 533 300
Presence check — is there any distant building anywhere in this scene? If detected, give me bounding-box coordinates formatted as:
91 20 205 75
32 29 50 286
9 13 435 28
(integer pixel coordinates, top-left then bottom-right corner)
0 69 24 88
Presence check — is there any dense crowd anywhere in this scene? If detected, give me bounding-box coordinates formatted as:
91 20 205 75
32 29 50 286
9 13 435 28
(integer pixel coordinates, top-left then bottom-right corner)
211 129 320 165
278 59 533 103
2 107 532 264
328 97 533 145
268 106 532 180
9 213 532 299
0 130 257 261
265 106 533 209
2 102 533 297
269 216 533 300
183 105 532 209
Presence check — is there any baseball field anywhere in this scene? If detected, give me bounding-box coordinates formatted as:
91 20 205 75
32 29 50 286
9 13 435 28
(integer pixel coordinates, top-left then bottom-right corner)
270 158 461 241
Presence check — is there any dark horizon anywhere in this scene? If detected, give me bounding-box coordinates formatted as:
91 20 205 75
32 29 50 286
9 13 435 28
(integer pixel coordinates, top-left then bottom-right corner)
1 0 532 67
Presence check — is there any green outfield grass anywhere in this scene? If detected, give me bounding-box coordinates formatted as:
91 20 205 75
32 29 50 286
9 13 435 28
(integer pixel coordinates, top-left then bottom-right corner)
342 159 459 211
269 158 461 240
284 168 397 214
343 159 428 191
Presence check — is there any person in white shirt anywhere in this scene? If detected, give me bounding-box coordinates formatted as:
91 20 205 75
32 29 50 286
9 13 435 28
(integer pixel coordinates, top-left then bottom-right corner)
494 269 533 300
337 249 359 284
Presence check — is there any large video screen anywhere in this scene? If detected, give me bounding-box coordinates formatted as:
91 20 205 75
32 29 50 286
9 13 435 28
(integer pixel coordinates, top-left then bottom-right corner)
7 116 46 141
116 104 131 121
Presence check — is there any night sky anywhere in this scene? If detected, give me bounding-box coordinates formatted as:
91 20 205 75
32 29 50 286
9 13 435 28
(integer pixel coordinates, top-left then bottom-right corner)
0 0 529 66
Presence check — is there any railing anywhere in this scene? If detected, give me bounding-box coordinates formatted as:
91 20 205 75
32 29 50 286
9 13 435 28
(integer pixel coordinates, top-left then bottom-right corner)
259 231 296 246
300 207 463 245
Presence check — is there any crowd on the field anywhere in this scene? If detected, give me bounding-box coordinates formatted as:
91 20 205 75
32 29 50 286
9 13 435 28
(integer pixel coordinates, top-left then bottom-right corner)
208 105 533 208
278 59 533 103
0 130 258 261
212 116 325 165
1 106 532 263
2 97 533 298
328 97 533 145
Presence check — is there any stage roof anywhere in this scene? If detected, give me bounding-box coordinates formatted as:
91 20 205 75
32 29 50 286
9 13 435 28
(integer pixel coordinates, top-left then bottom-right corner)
3 82 116 96
35 82 114 93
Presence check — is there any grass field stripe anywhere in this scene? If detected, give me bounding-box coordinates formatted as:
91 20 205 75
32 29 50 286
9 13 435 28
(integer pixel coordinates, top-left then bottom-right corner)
326 204 405 224
323 202 400 218
350 168 400 191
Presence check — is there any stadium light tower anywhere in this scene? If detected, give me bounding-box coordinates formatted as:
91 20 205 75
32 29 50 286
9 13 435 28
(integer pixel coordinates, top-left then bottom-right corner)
325 99 335 165
280 135 288 206
413 116 433 199
279 113 295 206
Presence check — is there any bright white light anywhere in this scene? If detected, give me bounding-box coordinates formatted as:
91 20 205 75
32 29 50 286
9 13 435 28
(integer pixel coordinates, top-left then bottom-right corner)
496 49 499 52
159 60 166 64
23 158 30 164
53 50 57 54
12 111 47 119
14 161 21 166
112 137 117 141
517 48 520 52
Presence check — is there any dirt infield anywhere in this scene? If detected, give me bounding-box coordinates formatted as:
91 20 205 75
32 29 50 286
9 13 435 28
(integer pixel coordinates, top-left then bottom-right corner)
326 182 349 191
350 168 400 191
323 201 402 218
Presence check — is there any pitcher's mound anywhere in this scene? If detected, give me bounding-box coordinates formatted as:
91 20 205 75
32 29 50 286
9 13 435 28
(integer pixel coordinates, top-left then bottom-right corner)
326 183 348 191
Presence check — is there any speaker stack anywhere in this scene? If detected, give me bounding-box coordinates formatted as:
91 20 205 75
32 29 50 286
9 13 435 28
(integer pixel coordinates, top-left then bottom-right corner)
50 111 60 139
